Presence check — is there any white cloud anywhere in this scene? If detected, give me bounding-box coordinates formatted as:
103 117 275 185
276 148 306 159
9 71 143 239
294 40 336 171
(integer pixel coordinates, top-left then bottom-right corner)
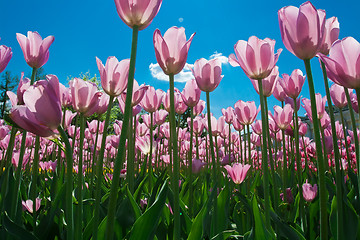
149 51 228 82
149 63 194 83
209 51 229 64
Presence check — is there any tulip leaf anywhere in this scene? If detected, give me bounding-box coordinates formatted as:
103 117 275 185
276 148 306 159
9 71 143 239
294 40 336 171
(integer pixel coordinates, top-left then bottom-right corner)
129 179 168 240
3 211 40 240
126 186 141 219
270 210 305 240
252 196 274 240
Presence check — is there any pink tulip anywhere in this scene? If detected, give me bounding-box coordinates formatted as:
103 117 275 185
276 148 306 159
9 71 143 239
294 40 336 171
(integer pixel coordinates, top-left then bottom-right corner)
221 106 234 124
273 104 294 130
192 116 205 135
192 58 223 92
120 80 148 106
280 69 305 99
251 120 262 135
96 93 110 115
10 75 62 137
114 0 162 30
278 1 326 60
193 100 205 116
192 158 206 173
118 97 142 116
154 109 168 125
153 27 195 75
181 79 201 107
141 87 164 113
59 82 72 108
302 180 318 202
22 198 41 213
224 163 251 184
319 37 360 89
7 72 30 106
62 110 76 129
87 120 105 134
299 122 308 136
229 36 281 80
329 83 347 108
70 78 102 116
175 97 188 115
16 31 55 68
234 100 259 125
250 66 279 97
302 94 327 120
272 81 287 102
0 44 12 73
232 118 244 132
96 56 129 97
319 17 340 55
136 135 156 155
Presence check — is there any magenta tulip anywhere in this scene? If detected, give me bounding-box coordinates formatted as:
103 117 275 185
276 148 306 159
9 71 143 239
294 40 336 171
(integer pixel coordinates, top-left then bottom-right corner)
114 0 162 30
192 58 223 92
280 69 305 99
224 163 251 184
278 1 326 60
153 26 195 75
16 31 55 68
96 56 129 97
302 180 318 202
229 36 281 80
0 44 12 73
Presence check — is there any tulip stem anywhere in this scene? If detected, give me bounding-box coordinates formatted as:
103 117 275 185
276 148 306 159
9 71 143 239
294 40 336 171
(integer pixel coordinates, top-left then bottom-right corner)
206 91 218 236
75 114 85 240
29 136 40 228
30 67 38 85
105 25 139 240
304 59 327 239
169 73 181 240
90 118 101 197
92 95 114 240
57 125 74 240
258 79 271 229
127 109 135 193
354 89 360 199
189 107 194 217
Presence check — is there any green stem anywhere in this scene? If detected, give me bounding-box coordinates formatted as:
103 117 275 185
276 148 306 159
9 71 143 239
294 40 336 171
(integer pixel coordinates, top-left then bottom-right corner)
282 130 287 203
189 107 194 217
91 118 101 197
304 59 327 239
30 67 38 85
127 110 135 193
92 95 114 240
206 91 218 236
57 126 74 240
75 114 85 239
169 73 181 240
30 136 40 227
258 79 270 229
105 26 138 240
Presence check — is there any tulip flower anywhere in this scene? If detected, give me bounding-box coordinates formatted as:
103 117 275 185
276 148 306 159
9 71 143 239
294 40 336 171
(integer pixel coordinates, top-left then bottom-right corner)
120 80 148 107
141 86 164 113
154 109 168 125
302 180 318 202
7 73 30 106
250 66 279 97
273 81 287 102
22 198 41 213
192 58 223 92
273 104 294 130
229 36 282 80
114 0 163 30
153 26 195 75
221 106 234 124
181 79 201 107
278 1 326 60
329 83 348 108
234 100 259 125
319 17 340 55
224 163 251 184
193 99 205 116
280 69 305 99
16 31 55 68
302 94 327 120
192 158 206 173
70 78 102 117
96 56 129 97
0 44 12 73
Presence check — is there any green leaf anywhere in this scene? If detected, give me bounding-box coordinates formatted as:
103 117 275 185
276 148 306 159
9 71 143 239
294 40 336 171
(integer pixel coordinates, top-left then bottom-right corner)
3 211 39 240
270 211 305 240
210 230 237 240
129 179 168 240
252 197 274 240
126 186 141 219
215 185 230 234
96 216 122 240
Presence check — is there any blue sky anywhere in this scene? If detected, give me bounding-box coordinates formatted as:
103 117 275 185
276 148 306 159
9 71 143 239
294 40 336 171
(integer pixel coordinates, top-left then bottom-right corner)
2 0 360 118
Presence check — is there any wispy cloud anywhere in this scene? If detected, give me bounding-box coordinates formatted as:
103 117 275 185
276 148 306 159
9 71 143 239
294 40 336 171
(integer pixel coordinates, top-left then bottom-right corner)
149 51 228 82
149 63 194 83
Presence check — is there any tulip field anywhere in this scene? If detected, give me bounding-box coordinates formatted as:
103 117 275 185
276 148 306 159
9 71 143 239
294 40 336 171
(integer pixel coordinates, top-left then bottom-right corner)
2 0 360 239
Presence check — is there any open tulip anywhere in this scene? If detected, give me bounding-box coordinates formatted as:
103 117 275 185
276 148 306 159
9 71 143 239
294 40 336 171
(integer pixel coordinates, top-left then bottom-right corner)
224 163 251 184
16 31 55 68
278 1 326 60
114 0 163 30
302 180 318 202
229 36 281 80
153 26 195 75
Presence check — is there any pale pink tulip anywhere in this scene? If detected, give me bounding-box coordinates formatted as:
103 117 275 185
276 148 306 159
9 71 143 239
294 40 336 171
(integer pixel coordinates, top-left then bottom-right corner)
278 1 326 60
153 27 195 75
70 78 101 116
234 100 259 125
224 163 251 184
192 58 223 92
154 109 168 125
229 36 281 80
280 69 305 99
273 104 294 130
181 79 201 107
16 31 54 68
329 83 347 108
0 44 12 73
141 87 164 113
22 198 41 213
193 100 205 116
319 17 340 55
250 66 279 97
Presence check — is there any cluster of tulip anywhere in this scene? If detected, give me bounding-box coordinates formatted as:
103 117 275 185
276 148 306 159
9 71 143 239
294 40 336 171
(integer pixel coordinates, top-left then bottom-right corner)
0 0 360 239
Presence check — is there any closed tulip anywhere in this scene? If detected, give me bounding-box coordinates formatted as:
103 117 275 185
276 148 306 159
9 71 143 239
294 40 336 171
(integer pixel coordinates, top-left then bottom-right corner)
96 56 129 97
0 44 12 73
280 69 305 99
302 180 318 202
153 26 195 75
16 31 55 68
234 100 259 125
319 17 340 55
181 79 201 107
192 58 223 92
273 104 294 130
250 66 279 97
329 83 348 108
278 1 326 60
141 86 164 113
